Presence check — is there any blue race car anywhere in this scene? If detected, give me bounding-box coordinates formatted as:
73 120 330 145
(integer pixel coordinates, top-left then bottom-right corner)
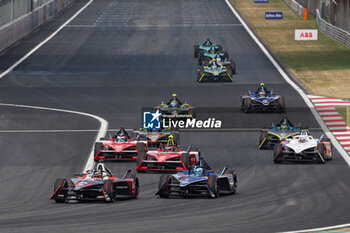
194 38 223 58
156 158 237 198
258 116 301 149
240 83 286 112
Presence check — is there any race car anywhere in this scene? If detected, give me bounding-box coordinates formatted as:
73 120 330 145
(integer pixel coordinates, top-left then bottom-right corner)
154 93 196 119
258 116 301 149
273 129 332 164
197 58 235 82
156 158 237 198
134 128 180 148
240 83 286 112
194 38 222 58
49 162 139 203
136 142 200 172
94 127 146 161
198 46 229 65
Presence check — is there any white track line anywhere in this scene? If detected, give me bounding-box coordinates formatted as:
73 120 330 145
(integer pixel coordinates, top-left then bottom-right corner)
225 0 350 167
0 0 94 79
280 223 350 233
0 103 108 172
0 0 101 172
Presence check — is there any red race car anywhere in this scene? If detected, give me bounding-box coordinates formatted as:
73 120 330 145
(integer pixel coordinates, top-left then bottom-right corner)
136 142 200 172
94 127 146 161
49 162 139 203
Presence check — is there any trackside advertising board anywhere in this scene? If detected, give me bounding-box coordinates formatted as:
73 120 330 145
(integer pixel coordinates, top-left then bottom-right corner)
295 29 318 40
265 12 283 20
254 0 268 3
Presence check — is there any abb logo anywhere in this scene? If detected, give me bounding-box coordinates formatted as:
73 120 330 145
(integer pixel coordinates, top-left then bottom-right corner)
295 29 318 40
300 32 313 38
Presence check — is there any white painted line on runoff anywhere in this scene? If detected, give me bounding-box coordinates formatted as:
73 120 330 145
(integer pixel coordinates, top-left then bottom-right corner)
224 0 350 167
279 222 350 233
0 0 94 79
323 116 343 120
0 102 108 172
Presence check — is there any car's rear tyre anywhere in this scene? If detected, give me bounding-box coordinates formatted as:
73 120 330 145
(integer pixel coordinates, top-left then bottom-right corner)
218 44 222 51
137 150 145 167
224 169 237 194
223 52 229 60
103 180 116 202
279 97 286 112
230 61 236 74
53 178 68 203
158 174 170 198
197 67 204 82
259 130 267 149
128 173 139 198
172 131 180 146
207 175 219 198
94 142 103 157
181 152 190 169
194 45 199 58
273 144 282 163
319 144 327 163
242 98 251 113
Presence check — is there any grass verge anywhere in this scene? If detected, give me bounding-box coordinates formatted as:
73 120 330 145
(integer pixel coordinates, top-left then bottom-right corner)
230 0 350 98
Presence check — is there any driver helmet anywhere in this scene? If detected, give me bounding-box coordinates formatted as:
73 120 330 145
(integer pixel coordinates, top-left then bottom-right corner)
167 135 175 146
259 91 265 97
172 93 177 97
170 100 178 107
280 124 288 130
116 135 127 142
299 135 307 143
194 167 204 176
93 171 102 178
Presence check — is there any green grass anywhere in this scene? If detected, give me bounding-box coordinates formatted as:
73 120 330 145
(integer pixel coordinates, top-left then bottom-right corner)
231 0 350 98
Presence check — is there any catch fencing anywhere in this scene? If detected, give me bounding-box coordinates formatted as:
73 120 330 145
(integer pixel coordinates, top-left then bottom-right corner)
282 0 305 19
316 9 350 49
0 0 73 52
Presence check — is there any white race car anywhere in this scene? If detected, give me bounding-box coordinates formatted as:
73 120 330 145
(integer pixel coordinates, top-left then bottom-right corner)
273 129 332 163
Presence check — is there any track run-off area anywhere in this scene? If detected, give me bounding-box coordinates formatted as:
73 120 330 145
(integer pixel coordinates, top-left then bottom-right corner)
0 0 349 232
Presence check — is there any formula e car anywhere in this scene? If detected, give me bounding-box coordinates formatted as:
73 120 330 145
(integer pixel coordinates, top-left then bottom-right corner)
154 94 196 119
94 127 146 161
197 59 234 82
50 162 139 203
135 128 180 148
198 47 228 65
240 83 285 112
136 142 200 172
273 129 332 163
258 116 301 149
194 38 222 58
156 158 237 198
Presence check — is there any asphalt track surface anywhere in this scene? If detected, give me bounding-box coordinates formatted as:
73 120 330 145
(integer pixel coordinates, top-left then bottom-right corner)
0 0 349 232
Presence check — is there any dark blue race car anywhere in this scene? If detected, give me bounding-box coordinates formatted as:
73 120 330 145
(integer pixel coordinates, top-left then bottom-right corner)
240 83 286 112
258 116 301 149
156 158 237 198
